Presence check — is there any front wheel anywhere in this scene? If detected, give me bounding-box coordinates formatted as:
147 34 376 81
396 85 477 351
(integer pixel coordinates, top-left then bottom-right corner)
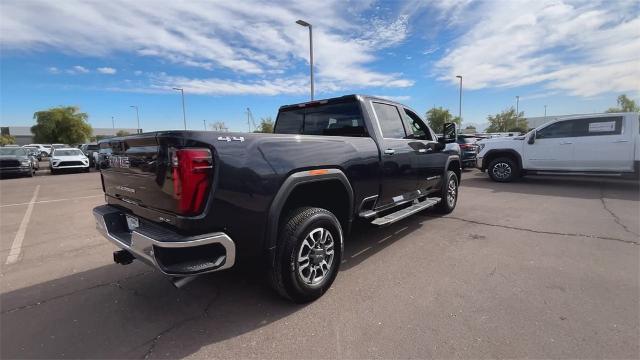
270 207 343 303
434 170 459 214
488 157 518 182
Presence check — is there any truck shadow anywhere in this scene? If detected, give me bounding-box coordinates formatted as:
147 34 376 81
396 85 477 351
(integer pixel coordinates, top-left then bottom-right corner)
463 171 639 201
0 213 434 359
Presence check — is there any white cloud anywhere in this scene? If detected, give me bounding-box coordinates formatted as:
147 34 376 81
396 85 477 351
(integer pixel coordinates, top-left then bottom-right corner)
435 0 640 97
0 0 412 93
66 65 89 74
97 67 117 74
47 66 60 74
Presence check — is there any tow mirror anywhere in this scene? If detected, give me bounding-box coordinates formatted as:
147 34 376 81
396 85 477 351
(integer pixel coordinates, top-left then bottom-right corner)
440 122 457 143
527 131 536 144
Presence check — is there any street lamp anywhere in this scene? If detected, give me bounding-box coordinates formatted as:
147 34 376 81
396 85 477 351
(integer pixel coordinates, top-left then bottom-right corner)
130 105 140 133
203 120 207 130
515 96 520 118
296 19 314 101
111 116 115 130
173 87 187 130
455 75 462 125
544 105 547 118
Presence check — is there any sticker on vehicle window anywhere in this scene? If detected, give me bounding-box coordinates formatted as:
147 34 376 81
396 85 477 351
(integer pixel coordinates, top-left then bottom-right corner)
588 121 615 132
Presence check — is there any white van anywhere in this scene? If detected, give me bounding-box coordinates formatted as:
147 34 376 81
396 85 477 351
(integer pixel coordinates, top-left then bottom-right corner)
477 112 640 182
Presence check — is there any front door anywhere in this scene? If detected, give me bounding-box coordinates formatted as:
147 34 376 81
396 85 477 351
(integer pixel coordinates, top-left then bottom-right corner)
524 119 575 170
401 108 445 191
371 101 418 209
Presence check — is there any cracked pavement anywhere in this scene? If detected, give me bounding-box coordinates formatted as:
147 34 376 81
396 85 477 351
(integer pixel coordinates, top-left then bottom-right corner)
1 169 638 359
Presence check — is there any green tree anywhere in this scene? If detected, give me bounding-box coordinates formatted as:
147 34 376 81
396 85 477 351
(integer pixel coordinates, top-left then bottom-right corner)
115 130 130 137
425 107 460 132
209 121 228 132
254 117 274 133
0 134 16 146
485 107 528 133
463 125 477 134
31 106 92 144
606 94 639 113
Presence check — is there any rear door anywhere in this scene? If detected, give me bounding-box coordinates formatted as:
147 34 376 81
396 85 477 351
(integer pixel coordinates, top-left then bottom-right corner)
370 101 418 208
524 119 574 170
571 115 633 172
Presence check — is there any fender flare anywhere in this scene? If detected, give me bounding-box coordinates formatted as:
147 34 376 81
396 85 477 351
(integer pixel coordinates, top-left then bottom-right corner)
444 154 461 176
482 149 523 171
265 168 354 254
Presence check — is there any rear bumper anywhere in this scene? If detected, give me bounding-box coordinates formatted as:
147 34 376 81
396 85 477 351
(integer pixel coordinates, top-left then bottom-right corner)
93 204 235 276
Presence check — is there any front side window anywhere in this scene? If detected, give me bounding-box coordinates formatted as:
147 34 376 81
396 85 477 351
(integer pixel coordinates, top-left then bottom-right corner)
372 102 406 138
402 109 433 140
537 120 574 139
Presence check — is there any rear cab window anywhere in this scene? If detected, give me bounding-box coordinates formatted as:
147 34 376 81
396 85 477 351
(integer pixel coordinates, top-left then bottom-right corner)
274 101 368 137
372 102 406 138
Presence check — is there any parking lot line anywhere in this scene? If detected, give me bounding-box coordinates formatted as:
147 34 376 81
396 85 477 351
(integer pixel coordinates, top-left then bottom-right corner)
0 195 102 208
5 185 40 265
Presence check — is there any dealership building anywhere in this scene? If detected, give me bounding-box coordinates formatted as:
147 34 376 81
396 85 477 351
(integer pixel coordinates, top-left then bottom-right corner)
1 126 140 145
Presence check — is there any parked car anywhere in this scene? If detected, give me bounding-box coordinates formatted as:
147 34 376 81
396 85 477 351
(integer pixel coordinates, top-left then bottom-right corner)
94 139 112 170
79 143 99 167
457 135 478 168
93 94 461 302
0 147 35 177
24 144 51 157
23 146 43 161
49 148 90 174
477 112 640 182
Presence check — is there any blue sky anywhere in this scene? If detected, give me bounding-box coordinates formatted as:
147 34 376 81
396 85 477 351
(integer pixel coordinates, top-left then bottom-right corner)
1 0 638 132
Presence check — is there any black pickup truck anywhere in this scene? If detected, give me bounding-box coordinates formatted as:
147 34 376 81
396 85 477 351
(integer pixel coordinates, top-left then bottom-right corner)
93 94 461 302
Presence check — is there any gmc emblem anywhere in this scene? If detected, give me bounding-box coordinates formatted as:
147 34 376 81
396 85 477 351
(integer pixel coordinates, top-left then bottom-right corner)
109 155 130 169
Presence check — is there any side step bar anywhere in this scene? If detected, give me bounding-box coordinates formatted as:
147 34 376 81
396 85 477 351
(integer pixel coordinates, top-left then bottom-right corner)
371 197 441 226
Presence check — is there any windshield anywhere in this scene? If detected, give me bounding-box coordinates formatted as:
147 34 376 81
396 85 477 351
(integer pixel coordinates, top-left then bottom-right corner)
54 149 82 156
0 147 27 156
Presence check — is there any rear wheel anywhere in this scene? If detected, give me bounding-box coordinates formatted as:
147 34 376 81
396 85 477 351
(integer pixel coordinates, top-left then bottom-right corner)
488 157 518 182
270 207 343 303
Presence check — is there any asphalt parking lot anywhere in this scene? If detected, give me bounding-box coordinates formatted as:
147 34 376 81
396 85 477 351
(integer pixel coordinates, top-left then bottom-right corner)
1 165 638 359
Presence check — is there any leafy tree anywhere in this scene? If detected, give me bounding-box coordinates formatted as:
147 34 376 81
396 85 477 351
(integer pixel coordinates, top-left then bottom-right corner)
31 106 92 144
209 121 228 132
463 125 477 134
485 107 528 133
254 117 274 133
606 94 639 113
0 134 16 146
425 107 460 132
116 130 130 137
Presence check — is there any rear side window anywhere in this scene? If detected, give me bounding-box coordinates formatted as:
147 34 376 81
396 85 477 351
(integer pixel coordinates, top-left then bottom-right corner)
274 101 367 137
373 102 406 138
572 116 623 137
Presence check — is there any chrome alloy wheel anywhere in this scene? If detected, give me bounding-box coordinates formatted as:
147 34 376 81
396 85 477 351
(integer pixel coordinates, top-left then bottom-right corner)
492 162 512 180
446 177 457 207
297 227 335 285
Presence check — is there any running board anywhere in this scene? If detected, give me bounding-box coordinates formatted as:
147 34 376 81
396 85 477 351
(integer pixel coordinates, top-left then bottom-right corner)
371 197 441 226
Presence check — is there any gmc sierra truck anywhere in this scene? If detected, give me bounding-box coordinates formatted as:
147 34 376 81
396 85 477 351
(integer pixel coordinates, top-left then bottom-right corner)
93 94 461 302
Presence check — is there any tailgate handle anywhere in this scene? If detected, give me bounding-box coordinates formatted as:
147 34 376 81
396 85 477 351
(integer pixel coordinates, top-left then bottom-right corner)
384 149 395 155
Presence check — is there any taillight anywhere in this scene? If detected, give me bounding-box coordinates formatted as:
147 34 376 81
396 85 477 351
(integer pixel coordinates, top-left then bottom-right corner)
171 148 213 215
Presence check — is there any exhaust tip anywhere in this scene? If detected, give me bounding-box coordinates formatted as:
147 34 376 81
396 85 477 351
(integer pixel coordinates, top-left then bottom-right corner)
170 276 198 289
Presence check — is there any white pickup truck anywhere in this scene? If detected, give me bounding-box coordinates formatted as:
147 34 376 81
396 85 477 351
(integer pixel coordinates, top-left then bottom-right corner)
477 112 640 182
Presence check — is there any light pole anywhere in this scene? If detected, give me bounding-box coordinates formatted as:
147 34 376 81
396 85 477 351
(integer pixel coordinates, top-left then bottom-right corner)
456 75 462 125
515 96 520 118
130 105 140 133
203 120 207 130
544 105 547 118
296 19 314 101
111 116 115 130
173 87 187 130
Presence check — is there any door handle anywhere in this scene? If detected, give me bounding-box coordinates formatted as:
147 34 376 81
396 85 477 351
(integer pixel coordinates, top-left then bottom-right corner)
384 149 395 155
613 139 629 143
559 142 573 145
418 148 428 153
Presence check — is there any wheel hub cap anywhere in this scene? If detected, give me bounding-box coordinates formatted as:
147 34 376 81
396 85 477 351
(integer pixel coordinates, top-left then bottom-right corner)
297 227 335 285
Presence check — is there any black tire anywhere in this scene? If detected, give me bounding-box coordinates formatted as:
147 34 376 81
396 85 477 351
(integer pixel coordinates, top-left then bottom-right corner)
270 207 343 303
487 157 518 182
434 170 459 214
50 168 56 175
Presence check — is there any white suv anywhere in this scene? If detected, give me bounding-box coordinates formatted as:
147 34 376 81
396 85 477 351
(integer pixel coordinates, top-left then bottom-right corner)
49 148 90 174
477 112 640 182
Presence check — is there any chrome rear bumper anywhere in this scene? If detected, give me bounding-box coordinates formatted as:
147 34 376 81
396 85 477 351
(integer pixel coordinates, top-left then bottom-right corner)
93 205 235 276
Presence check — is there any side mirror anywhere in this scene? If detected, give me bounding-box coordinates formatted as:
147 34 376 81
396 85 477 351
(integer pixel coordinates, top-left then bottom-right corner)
440 122 457 143
527 131 536 144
